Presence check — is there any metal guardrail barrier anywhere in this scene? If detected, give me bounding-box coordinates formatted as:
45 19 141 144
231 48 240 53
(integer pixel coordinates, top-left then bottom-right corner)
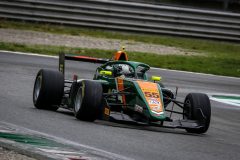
0 0 239 41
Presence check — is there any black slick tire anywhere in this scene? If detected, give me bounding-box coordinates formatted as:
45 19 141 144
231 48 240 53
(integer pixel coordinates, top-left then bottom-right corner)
33 69 64 111
74 80 103 122
184 93 211 134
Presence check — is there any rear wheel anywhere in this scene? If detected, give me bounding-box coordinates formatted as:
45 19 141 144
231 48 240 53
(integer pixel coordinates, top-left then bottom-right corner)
184 93 211 134
33 69 64 111
74 80 103 121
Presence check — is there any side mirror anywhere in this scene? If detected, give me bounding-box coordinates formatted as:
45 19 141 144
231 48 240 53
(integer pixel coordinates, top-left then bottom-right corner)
100 70 112 76
151 76 161 82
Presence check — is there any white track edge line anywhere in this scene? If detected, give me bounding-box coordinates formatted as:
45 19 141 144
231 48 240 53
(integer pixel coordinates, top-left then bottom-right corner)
151 67 240 80
0 50 58 58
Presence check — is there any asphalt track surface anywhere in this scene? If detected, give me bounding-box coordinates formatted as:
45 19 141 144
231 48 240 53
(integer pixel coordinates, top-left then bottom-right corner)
0 52 240 160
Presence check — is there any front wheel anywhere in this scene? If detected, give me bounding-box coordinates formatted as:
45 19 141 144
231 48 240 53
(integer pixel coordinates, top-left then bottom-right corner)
33 69 64 111
74 80 103 122
184 93 211 134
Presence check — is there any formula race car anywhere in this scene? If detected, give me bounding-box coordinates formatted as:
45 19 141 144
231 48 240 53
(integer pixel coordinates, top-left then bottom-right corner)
33 49 211 134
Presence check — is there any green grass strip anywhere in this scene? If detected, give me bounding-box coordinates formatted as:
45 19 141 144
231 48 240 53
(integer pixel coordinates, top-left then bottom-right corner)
0 132 62 147
1 42 239 77
212 95 240 100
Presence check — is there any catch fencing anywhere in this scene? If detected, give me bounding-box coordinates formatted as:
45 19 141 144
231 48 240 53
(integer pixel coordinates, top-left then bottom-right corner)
0 0 239 41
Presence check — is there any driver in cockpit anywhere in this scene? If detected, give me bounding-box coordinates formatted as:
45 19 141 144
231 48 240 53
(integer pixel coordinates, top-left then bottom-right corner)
115 64 134 78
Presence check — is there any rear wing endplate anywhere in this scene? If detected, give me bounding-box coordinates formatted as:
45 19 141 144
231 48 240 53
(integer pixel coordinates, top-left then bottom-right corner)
59 53 110 76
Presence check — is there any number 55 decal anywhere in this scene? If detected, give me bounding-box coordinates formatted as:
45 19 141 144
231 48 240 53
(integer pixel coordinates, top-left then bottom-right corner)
144 92 159 98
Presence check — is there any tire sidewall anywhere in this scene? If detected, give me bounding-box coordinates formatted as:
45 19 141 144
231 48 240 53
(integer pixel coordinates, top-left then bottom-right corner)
74 80 103 121
184 93 211 133
33 69 64 110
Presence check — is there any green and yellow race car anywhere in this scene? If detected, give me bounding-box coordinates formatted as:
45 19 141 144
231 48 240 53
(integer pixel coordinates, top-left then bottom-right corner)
33 50 211 134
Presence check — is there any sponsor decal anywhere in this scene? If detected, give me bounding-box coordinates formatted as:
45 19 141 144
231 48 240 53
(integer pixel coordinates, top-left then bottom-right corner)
148 98 160 105
137 81 163 114
152 105 161 111
144 92 160 98
59 64 64 73
116 77 126 107
134 104 143 113
104 107 110 115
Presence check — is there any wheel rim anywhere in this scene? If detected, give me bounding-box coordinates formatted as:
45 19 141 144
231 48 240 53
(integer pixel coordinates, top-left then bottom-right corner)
34 76 42 103
74 88 82 112
183 99 191 119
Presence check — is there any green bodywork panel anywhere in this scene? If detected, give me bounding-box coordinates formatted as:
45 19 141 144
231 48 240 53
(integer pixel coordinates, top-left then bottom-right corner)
94 61 166 121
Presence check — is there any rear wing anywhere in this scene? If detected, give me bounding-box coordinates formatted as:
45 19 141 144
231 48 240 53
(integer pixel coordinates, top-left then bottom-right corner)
59 53 110 76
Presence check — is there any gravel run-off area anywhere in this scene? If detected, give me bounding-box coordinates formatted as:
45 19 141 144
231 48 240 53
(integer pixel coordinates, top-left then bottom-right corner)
0 147 36 160
0 28 198 55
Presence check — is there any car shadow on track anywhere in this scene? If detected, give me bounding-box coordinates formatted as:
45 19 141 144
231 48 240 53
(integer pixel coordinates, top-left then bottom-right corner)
56 109 206 137
95 120 206 137
57 109 74 116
